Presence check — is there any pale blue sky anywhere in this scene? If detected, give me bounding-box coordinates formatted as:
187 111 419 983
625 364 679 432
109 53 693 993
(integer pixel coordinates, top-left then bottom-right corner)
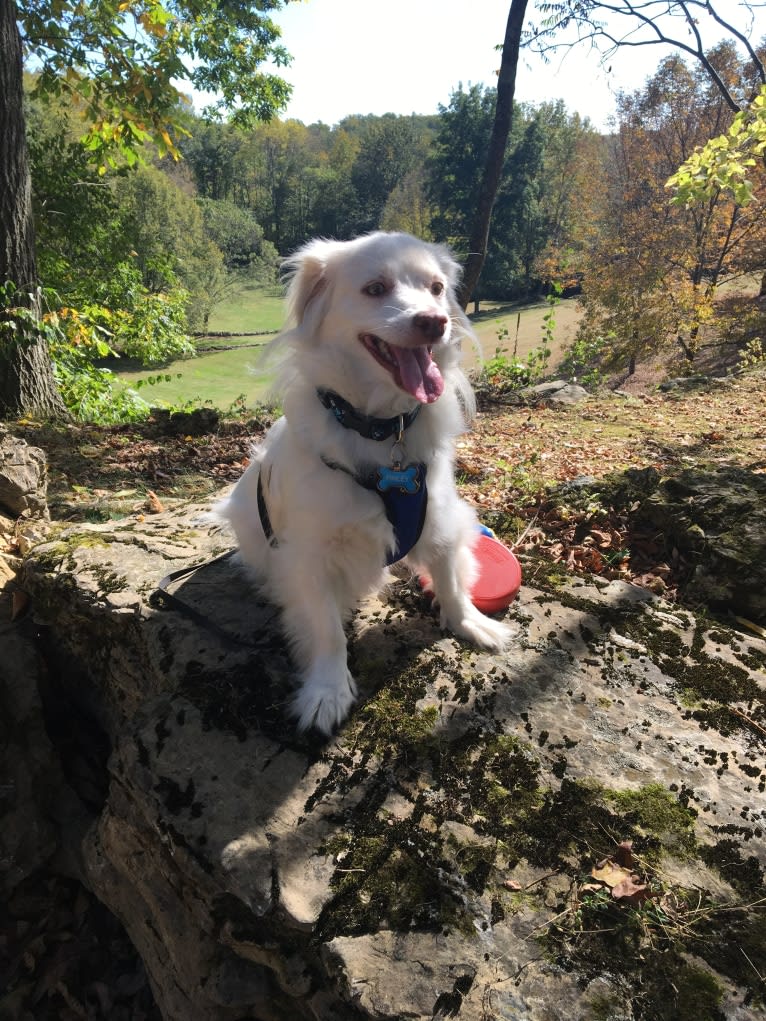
262 0 766 129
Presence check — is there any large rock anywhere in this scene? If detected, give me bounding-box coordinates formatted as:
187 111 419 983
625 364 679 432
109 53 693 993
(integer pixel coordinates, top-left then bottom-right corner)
523 379 590 404
18 499 766 1020
636 466 766 622
0 426 48 518
0 618 60 892
0 435 59 894
551 465 766 625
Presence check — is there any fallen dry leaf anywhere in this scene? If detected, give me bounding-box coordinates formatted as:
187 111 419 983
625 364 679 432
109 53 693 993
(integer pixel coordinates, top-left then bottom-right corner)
145 490 165 514
589 842 655 906
614 841 635 868
611 875 652 903
591 859 632 889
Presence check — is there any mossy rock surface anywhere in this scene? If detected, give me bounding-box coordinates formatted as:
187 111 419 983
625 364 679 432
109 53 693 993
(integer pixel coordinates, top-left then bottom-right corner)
550 464 766 624
17 499 766 1020
637 466 766 622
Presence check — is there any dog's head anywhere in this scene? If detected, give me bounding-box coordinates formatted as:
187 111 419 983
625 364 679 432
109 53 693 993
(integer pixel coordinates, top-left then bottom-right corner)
280 232 474 409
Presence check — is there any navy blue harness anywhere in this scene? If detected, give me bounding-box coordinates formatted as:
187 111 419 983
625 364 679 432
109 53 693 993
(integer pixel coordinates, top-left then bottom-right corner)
321 458 428 565
257 390 428 566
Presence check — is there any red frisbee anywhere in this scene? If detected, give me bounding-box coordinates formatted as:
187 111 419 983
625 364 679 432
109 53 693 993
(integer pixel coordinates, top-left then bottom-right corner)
419 532 522 615
470 532 522 614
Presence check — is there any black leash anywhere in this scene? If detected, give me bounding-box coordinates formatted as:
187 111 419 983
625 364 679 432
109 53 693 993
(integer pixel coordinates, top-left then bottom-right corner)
257 470 278 548
152 548 262 649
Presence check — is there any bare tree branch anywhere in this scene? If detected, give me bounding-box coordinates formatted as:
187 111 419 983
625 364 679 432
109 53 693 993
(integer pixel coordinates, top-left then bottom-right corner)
700 0 766 97
527 1 765 112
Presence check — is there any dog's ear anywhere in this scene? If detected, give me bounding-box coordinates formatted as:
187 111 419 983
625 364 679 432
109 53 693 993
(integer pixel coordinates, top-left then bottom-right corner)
282 238 340 328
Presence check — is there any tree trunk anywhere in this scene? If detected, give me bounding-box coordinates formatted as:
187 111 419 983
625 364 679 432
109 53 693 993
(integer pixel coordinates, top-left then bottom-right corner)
0 0 67 419
456 0 529 309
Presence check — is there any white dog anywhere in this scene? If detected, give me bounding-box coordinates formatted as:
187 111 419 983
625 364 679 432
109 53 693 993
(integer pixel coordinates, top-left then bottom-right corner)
219 232 511 735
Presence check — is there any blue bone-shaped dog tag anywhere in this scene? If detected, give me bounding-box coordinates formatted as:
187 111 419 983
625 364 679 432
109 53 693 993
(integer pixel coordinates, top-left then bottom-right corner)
376 463 421 494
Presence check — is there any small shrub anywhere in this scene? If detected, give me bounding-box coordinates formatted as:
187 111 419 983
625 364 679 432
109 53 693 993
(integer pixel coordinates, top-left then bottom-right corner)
738 336 765 370
559 333 609 388
71 290 194 367
46 307 151 423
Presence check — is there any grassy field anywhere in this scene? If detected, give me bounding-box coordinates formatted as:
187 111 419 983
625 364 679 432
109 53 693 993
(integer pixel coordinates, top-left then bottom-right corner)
118 283 284 408
467 298 580 368
204 283 286 336
115 289 582 410
123 346 276 410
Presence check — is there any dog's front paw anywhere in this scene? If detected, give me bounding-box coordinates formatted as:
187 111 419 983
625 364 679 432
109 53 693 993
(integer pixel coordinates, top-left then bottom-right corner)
447 607 514 653
292 664 358 736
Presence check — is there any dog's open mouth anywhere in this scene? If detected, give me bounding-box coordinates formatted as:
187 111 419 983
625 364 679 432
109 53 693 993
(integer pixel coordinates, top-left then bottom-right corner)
360 334 444 403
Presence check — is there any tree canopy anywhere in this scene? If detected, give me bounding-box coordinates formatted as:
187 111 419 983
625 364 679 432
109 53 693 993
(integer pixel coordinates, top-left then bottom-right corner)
668 82 766 207
0 0 293 418
3 0 766 421
17 0 293 166
577 42 766 374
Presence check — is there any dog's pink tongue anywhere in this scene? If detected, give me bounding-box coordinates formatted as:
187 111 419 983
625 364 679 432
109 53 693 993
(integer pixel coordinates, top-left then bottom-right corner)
392 345 444 403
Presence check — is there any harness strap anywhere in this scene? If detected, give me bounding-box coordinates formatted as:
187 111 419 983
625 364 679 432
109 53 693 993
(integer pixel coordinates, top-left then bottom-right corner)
257 468 278 547
320 456 428 566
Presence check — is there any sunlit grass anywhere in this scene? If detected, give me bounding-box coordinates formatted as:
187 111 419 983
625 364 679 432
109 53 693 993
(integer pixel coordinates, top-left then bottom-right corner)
203 284 285 337
117 344 274 411
468 298 582 369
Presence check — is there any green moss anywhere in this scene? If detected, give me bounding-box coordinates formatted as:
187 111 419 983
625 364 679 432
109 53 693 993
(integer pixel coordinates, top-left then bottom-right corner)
543 898 730 1019
88 565 129 595
677 657 762 706
60 531 113 551
530 779 762 1013
664 961 725 1021
358 689 438 753
588 990 628 1020
538 562 571 590
480 509 528 541
445 836 499 894
320 825 469 939
27 542 70 572
432 734 545 853
166 528 205 542
607 783 697 857
565 596 766 745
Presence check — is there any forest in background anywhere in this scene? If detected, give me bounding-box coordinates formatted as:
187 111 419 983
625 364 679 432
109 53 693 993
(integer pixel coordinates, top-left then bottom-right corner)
24 36 766 421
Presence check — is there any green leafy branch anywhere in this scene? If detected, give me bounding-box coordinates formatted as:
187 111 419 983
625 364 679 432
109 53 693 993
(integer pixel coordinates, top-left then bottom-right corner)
19 0 293 169
667 84 766 208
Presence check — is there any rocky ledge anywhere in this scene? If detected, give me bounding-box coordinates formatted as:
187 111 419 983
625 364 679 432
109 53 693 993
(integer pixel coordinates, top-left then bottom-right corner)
13 495 766 1020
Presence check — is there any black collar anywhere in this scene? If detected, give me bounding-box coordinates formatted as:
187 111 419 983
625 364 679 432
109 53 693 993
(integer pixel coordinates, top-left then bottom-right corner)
317 388 420 441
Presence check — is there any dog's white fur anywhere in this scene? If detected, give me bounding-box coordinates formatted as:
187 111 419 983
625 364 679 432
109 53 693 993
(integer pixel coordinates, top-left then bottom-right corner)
219 232 511 734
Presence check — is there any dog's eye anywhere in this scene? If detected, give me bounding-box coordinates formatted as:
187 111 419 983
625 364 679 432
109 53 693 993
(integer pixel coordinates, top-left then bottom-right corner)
363 281 387 297
431 280 445 296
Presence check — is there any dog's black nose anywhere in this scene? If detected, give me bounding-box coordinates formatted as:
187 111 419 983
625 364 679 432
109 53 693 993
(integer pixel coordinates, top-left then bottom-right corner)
413 313 448 339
